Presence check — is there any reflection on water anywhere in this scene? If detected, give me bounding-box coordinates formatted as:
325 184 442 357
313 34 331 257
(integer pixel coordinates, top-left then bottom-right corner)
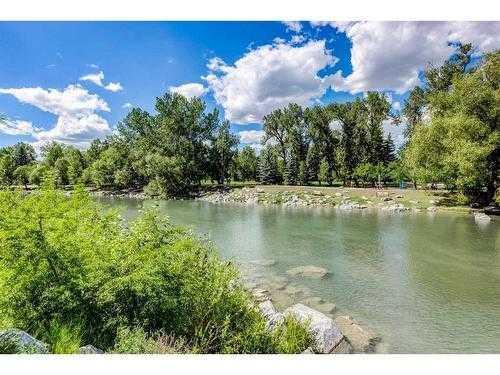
99 197 500 353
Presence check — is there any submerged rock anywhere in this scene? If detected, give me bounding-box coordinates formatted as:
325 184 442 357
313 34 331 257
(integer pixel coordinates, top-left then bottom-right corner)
250 259 277 267
284 303 344 354
0 328 49 354
286 265 329 279
334 316 380 353
474 212 491 224
79 345 104 354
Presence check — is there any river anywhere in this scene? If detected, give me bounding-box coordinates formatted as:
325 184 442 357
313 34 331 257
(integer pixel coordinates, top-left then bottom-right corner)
98 197 500 353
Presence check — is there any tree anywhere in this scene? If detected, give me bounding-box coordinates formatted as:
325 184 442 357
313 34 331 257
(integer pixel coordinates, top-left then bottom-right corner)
0 154 15 186
13 165 33 188
329 99 367 184
404 49 499 203
305 105 339 185
209 120 239 186
263 103 308 185
234 146 258 182
382 134 396 164
402 86 427 138
10 142 36 167
41 142 65 167
318 158 329 186
65 147 86 184
118 93 219 196
259 147 280 185
365 92 391 165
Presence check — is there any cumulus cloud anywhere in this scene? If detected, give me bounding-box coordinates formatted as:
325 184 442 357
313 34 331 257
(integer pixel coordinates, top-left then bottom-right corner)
0 84 111 149
122 102 133 109
239 130 264 144
168 83 208 98
0 119 37 136
204 40 338 124
283 21 303 33
322 21 500 94
79 70 123 92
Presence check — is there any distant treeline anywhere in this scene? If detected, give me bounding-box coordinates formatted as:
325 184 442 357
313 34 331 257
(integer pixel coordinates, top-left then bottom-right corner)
0 44 498 203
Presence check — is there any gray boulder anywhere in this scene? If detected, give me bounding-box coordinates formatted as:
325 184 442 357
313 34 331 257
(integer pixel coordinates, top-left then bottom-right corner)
258 300 284 330
334 316 380 353
284 303 344 354
79 344 104 354
330 338 353 354
0 328 49 354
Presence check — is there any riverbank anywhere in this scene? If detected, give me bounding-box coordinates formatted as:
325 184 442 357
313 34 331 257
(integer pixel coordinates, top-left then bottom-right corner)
198 185 480 214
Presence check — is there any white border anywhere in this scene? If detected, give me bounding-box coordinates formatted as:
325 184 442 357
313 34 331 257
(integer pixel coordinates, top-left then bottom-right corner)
1 1 499 373
0 0 499 20
1 354 500 374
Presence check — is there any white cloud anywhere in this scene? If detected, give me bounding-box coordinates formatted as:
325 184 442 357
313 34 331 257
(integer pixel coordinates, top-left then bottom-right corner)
392 101 401 111
239 130 264 144
122 102 133 109
0 119 37 136
323 21 500 94
204 40 338 124
290 34 306 45
104 82 123 92
283 21 302 33
0 84 111 149
169 83 208 98
79 70 123 92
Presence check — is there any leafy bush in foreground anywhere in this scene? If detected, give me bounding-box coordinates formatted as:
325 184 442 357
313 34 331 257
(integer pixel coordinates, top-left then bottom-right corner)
0 185 310 353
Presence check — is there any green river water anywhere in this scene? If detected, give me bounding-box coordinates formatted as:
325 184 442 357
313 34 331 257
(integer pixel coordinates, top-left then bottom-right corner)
100 197 500 354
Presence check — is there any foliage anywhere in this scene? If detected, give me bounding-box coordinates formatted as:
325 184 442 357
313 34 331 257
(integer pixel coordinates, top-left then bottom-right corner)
45 321 82 354
0 186 311 353
111 327 188 354
233 146 258 182
403 49 499 202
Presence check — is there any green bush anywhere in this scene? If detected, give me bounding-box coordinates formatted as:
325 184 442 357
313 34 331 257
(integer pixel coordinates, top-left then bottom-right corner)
112 327 188 354
45 321 82 354
271 316 312 354
0 185 311 353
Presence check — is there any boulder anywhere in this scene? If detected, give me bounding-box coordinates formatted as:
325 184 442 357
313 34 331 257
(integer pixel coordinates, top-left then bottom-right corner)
79 345 104 354
329 338 352 354
317 303 337 315
258 301 284 330
286 265 329 279
250 259 277 267
427 206 437 212
0 328 49 354
334 316 380 353
252 288 271 302
284 303 344 354
474 212 491 223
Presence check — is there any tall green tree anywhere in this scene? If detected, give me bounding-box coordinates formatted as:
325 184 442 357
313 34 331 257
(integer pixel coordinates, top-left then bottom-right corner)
209 120 239 185
404 49 499 202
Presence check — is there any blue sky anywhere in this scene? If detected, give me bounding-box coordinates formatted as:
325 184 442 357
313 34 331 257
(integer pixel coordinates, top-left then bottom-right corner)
0 21 498 151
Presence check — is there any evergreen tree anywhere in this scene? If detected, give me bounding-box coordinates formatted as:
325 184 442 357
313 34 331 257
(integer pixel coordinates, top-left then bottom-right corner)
258 147 279 185
382 134 396 164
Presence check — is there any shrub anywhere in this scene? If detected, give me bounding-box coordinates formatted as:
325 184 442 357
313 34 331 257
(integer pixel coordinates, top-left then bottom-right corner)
112 327 188 354
0 185 311 353
45 321 82 354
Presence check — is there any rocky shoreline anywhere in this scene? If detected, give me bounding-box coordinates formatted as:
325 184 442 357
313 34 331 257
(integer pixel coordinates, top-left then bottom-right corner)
242 261 382 354
198 187 443 213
